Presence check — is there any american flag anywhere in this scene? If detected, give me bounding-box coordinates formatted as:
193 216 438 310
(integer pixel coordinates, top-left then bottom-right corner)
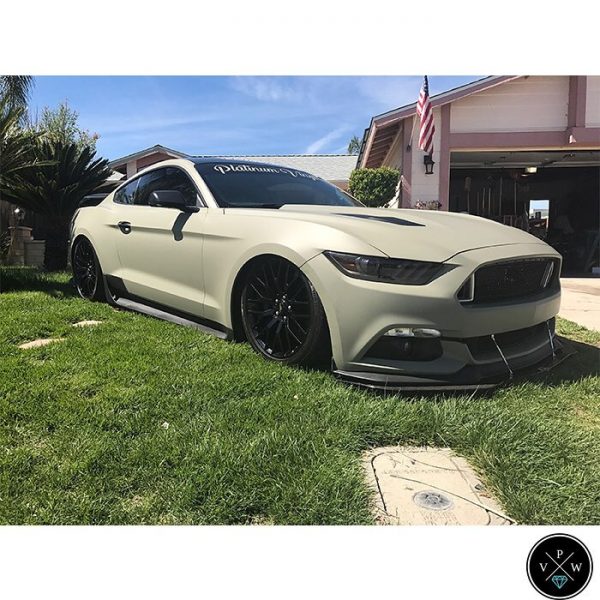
416 75 435 155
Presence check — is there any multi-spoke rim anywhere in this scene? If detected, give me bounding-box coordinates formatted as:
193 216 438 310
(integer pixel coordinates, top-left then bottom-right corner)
73 239 98 299
242 258 313 359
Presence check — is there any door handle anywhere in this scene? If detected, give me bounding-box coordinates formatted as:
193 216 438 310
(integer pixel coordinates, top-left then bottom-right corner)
117 221 132 234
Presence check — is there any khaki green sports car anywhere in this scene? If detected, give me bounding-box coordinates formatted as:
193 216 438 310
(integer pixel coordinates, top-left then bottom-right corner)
71 158 563 390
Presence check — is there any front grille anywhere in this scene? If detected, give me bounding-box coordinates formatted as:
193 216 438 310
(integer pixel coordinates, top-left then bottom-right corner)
465 318 554 361
470 258 559 304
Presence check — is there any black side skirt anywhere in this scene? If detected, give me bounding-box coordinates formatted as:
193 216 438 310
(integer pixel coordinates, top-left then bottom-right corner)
104 275 232 340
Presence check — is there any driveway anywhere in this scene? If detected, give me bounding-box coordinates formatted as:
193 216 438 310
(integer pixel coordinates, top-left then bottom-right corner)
559 278 600 331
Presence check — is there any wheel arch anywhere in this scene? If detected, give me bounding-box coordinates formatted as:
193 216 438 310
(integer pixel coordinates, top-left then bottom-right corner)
228 252 331 347
70 232 109 276
229 253 286 342
70 233 92 264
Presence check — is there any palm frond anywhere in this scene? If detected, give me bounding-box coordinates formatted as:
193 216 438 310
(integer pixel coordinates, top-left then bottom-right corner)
0 76 34 109
0 96 36 188
3 138 111 221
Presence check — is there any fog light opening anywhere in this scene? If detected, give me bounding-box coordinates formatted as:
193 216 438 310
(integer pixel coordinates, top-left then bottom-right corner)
384 327 441 338
366 333 443 362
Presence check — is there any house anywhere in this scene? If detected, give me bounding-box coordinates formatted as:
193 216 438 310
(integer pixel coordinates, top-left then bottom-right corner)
109 145 358 190
109 145 189 179
358 75 600 271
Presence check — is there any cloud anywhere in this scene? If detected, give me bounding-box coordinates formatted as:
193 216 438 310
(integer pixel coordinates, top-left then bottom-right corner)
94 113 221 137
354 76 421 109
304 126 349 154
84 76 481 160
229 77 301 102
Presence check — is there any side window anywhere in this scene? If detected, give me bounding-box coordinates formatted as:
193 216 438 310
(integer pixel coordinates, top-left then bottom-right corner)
135 167 199 207
113 179 139 205
135 168 168 206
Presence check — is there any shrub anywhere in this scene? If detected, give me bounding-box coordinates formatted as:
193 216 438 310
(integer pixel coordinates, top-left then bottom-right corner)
0 231 10 263
348 167 399 207
2 140 110 270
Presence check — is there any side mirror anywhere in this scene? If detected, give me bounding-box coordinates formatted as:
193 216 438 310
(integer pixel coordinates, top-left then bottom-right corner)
149 190 199 213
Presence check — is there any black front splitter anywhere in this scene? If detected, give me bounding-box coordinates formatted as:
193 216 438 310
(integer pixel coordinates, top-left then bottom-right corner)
334 339 573 393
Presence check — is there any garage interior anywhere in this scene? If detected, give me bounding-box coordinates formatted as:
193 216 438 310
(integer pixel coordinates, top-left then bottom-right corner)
449 150 600 274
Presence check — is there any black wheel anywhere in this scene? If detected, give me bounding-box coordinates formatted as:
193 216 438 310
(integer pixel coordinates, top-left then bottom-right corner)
240 256 330 365
72 237 106 301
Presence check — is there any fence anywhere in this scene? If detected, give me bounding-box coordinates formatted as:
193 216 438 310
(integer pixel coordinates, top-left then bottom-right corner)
0 198 47 238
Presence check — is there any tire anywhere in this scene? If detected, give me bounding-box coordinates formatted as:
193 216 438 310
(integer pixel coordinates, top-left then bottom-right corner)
72 237 107 302
240 256 331 366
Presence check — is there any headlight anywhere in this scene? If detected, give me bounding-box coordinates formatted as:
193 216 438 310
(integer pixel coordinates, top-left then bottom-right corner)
324 251 455 285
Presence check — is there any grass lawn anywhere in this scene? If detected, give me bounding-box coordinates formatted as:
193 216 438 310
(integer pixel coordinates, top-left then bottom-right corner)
0 267 599 525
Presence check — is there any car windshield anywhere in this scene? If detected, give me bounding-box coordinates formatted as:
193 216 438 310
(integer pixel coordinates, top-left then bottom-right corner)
195 162 363 208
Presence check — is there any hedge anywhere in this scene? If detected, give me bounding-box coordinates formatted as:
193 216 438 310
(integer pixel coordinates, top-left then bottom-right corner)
348 167 399 207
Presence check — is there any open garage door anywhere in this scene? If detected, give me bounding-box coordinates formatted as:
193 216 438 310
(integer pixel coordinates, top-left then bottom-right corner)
449 150 600 274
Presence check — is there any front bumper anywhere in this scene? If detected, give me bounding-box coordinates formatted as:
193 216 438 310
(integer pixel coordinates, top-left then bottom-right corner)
301 244 563 390
334 328 569 391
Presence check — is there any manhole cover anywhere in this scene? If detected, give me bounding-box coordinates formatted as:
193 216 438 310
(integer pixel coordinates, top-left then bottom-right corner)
413 490 453 511
363 446 513 525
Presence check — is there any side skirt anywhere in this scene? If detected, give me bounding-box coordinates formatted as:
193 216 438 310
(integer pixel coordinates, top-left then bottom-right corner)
104 275 232 340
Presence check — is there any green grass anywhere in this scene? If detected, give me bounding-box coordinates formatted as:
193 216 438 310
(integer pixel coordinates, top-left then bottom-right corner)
0 267 599 525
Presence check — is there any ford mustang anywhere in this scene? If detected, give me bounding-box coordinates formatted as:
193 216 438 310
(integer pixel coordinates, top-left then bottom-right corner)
70 158 564 390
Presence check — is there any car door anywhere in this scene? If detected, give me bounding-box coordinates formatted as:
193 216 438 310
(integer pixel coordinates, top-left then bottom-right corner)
112 166 207 317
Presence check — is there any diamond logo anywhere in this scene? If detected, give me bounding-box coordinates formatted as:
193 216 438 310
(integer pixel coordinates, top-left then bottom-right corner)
551 575 568 590
527 534 593 598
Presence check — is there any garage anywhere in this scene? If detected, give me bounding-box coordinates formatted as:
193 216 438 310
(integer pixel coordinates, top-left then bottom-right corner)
449 150 599 273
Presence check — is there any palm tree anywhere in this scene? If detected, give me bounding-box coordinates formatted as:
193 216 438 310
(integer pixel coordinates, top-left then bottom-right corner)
0 96 36 191
0 76 34 111
3 140 111 270
347 135 362 155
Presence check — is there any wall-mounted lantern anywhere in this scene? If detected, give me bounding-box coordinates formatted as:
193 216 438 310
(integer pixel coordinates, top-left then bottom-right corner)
13 207 25 225
423 154 435 175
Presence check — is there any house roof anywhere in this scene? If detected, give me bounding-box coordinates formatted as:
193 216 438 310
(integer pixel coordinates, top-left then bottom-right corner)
106 170 125 181
108 144 189 168
358 76 520 168
194 154 359 181
109 145 358 181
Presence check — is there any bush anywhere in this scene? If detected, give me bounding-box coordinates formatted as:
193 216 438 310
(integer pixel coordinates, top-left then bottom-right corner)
0 231 10 262
348 167 399 207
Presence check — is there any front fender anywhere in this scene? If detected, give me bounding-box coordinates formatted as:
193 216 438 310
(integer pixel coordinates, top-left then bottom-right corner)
201 210 385 329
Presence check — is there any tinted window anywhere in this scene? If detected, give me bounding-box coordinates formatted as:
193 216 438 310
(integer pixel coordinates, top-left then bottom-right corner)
135 167 199 207
195 162 362 208
113 179 139 205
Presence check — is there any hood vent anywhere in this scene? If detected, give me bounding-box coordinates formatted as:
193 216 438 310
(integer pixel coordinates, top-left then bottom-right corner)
335 214 424 227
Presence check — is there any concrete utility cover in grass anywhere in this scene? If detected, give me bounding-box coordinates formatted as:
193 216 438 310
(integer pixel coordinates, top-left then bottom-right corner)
72 320 103 327
364 446 513 525
18 338 65 350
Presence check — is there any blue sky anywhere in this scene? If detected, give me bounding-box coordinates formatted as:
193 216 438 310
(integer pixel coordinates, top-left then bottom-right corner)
29 76 480 161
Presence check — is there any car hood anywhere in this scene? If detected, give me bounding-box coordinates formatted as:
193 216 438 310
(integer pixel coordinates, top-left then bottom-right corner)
263 205 548 262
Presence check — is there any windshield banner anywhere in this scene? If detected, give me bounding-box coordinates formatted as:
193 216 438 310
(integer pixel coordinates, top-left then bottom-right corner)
212 163 320 181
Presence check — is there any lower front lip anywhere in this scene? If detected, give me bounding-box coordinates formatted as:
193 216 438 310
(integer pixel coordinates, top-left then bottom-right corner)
334 332 569 392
